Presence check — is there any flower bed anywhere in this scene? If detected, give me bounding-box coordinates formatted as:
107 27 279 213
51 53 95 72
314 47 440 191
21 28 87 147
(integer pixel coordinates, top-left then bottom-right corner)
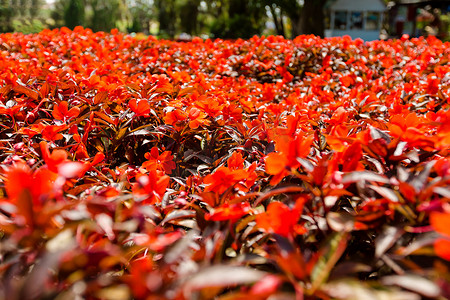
0 27 449 299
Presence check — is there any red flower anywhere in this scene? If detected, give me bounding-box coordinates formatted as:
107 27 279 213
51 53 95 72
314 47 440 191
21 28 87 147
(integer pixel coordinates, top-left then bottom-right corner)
129 98 150 117
142 147 176 175
41 124 67 142
205 202 253 221
340 141 363 172
203 152 256 195
388 113 434 149
265 152 289 185
328 106 348 125
203 166 248 195
40 141 87 178
126 257 154 299
18 122 45 138
430 212 450 260
256 198 306 237
164 109 187 130
52 101 80 122
188 107 210 129
4 163 57 227
5 163 55 206
265 131 314 185
132 170 170 204
227 151 245 170
40 141 70 173
40 141 105 180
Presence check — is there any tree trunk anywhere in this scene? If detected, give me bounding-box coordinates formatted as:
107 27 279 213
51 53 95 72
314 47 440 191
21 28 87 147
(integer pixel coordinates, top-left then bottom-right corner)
269 4 285 36
179 0 200 35
290 13 302 37
157 0 175 37
65 0 85 29
229 0 247 16
273 0 302 38
299 0 326 37
0 0 15 32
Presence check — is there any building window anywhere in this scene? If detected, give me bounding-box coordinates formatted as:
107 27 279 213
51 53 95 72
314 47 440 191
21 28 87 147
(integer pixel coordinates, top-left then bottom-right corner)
366 12 380 30
351 12 363 29
325 14 331 29
334 11 348 30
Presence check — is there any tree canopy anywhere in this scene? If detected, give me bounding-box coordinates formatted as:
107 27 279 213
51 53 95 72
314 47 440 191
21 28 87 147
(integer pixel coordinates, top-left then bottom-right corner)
0 0 331 38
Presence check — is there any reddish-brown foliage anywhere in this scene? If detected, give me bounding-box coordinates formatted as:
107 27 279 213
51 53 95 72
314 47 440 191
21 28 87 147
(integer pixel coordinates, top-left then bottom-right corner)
0 27 449 299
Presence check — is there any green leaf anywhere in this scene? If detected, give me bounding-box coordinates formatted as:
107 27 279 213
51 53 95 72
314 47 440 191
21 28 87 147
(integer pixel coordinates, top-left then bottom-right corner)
309 232 349 294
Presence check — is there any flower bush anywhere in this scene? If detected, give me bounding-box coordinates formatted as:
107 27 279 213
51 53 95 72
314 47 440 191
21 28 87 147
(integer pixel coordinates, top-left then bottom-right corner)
0 27 449 299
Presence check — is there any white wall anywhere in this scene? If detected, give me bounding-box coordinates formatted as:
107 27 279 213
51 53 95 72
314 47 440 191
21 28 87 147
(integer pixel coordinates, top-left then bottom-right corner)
325 29 381 41
330 0 385 12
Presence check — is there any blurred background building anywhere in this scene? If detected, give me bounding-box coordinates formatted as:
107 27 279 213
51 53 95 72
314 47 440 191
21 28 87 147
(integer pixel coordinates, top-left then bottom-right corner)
324 0 386 41
387 0 450 40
